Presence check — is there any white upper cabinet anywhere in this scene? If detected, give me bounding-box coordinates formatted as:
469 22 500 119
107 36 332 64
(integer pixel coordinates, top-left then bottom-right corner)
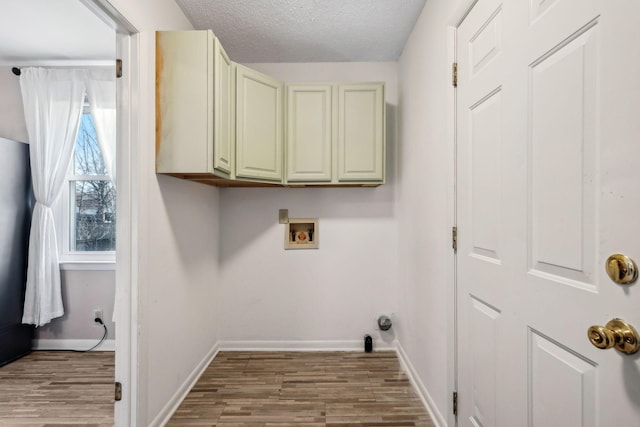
286 84 333 182
156 31 385 187
235 64 284 183
156 30 234 178
286 82 385 185
337 83 385 182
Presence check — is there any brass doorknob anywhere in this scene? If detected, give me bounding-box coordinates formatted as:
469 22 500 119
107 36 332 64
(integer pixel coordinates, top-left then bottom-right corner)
605 254 638 285
587 319 640 354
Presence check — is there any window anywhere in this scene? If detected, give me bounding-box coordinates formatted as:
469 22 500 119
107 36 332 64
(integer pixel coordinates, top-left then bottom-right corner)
58 102 116 267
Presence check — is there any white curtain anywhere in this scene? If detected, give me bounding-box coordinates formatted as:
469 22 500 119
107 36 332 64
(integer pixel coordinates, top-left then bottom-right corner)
85 68 116 184
20 68 85 327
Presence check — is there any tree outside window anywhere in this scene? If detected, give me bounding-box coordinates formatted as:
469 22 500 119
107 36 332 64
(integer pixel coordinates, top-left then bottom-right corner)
71 113 115 252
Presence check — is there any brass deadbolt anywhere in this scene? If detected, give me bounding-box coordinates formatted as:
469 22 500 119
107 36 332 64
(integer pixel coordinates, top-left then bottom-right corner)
605 254 638 285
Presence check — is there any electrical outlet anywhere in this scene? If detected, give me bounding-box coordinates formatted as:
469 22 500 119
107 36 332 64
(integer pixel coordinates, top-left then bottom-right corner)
93 309 103 325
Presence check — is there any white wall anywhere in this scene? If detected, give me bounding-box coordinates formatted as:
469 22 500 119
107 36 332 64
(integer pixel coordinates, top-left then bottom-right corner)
105 1 222 425
35 270 116 341
218 62 398 348
396 0 469 424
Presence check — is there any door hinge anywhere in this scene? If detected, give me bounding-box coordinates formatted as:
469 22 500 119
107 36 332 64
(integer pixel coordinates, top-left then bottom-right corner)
116 59 123 78
452 226 458 252
452 62 458 87
453 391 458 416
115 381 122 401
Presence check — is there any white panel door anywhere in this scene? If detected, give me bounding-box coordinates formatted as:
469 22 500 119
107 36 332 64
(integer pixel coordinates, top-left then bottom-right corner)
236 64 283 182
457 0 640 426
286 84 333 182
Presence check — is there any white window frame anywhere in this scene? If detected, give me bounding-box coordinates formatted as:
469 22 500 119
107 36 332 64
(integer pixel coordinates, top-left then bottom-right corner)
56 98 115 270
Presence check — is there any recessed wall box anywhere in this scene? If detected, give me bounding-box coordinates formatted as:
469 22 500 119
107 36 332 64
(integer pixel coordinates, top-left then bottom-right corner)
285 218 319 249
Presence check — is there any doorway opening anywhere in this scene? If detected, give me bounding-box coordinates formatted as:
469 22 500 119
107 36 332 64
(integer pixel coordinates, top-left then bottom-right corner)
0 0 137 424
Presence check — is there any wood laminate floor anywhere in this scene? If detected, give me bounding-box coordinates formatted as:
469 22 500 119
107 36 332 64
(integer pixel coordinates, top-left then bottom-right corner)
0 351 434 426
168 351 435 427
0 351 114 426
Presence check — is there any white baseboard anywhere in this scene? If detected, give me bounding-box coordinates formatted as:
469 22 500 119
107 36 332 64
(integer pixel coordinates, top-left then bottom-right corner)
149 342 220 427
217 339 396 352
33 339 115 351
395 341 446 427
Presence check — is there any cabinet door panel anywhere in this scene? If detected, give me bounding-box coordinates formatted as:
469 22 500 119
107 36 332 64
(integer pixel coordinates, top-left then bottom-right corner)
236 65 283 182
156 30 212 173
287 85 332 182
213 38 233 175
338 84 385 182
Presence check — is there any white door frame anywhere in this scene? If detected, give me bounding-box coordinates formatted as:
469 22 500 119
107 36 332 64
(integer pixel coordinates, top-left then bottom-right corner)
113 30 139 427
78 1 139 425
445 23 458 427
445 2 480 427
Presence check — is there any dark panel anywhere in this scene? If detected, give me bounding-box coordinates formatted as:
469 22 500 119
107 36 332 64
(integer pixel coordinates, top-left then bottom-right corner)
0 137 34 365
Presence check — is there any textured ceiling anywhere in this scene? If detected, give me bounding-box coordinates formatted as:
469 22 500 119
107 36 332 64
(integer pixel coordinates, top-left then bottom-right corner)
0 0 114 66
175 0 427 63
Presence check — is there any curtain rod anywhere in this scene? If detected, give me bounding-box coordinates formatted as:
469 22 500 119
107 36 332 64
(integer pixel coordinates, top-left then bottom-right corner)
11 62 115 76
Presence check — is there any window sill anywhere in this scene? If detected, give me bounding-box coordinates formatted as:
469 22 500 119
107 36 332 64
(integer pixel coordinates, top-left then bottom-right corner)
59 261 116 271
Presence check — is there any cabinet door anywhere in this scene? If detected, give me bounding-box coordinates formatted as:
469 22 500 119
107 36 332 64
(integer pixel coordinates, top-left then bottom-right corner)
235 64 283 182
337 83 385 182
212 38 233 175
286 84 332 182
156 30 213 174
